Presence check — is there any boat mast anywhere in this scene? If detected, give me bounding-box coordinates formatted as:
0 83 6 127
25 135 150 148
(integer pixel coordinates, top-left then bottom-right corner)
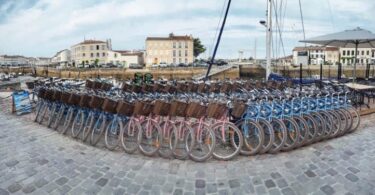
266 0 272 80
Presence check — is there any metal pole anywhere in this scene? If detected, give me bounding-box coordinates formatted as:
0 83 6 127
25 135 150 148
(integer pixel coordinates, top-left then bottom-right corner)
353 42 358 83
266 0 272 81
204 0 232 81
299 63 302 91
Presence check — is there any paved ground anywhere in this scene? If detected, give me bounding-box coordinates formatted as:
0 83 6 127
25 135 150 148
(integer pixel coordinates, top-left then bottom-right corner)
0 101 375 195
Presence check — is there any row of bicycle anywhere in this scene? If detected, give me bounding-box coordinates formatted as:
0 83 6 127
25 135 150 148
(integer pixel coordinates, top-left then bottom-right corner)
33 79 361 162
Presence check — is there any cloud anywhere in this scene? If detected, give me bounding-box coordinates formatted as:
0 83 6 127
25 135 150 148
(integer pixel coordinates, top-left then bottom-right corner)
0 0 374 59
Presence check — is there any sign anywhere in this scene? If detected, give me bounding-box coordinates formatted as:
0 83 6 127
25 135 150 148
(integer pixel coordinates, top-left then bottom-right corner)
12 90 32 115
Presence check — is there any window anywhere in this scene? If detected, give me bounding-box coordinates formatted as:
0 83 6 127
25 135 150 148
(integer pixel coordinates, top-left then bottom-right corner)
90 46 94 50
173 58 176 63
362 51 364 55
185 42 188 48
90 53 94 58
372 51 375 57
179 58 182 63
96 45 99 50
96 53 100 57
173 42 176 48
83 53 85 57
351 50 354 55
179 42 182 48
101 45 105 50
178 50 181 57
367 50 370 56
102 53 105 57
361 59 363 64
343 50 346 56
114 53 117 58
173 50 176 57
185 50 188 57
185 58 188 63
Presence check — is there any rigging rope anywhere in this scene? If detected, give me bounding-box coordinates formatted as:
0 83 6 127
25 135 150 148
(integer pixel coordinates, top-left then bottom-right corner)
298 0 306 47
210 0 228 59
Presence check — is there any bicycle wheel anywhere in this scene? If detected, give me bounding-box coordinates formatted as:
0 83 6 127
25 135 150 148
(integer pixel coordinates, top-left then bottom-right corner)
82 111 95 142
37 103 49 124
137 118 162 156
170 120 194 160
319 111 334 139
158 120 176 159
105 117 123 150
292 116 309 147
258 119 274 154
235 119 264 156
335 109 348 136
268 118 287 154
186 121 215 162
60 107 74 135
340 108 353 135
310 112 325 142
47 103 57 128
345 107 360 133
34 101 44 122
52 104 66 130
281 117 300 151
90 113 107 146
302 114 317 145
211 122 243 160
327 110 341 138
71 110 85 138
120 118 141 154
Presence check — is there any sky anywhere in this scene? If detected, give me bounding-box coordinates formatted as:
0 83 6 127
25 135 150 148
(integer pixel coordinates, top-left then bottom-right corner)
0 0 374 59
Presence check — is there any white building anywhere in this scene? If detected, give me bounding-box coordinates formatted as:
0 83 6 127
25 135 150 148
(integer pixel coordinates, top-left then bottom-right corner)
340 48 375 65
35 57 52 66
51 49 71 67
292 46 340 66
0 55 29 66
106 50 144 67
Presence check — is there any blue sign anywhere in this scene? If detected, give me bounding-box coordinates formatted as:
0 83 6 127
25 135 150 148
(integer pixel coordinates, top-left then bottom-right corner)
12 90 32 115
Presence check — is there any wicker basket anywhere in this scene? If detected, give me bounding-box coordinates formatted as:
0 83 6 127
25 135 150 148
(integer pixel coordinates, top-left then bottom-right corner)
37 88 46 98
209 83 220 93
231 101 247 118
86 80 94 88
186 102 207 118
169 100 188 117
176 82 188 92
142 84 154 93
101 82 112 91
102 98 118 114
121 82 130 92
60 92 71 104
52 90 62 101
79 94 92 108
44 89 55 101
207 103 228 119
68 93 81 106
116 101 135 117
152 100 171 116
93 81 103 89
187 83 198 93
89 96 105 109
132 85 142 93
197 83 207 93
134 101 154 116
220 83 232 93
164 85 177 94
153 83 164 93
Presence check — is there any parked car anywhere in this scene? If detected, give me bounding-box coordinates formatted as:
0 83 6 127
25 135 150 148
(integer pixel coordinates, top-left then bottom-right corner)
159 62 168 68
151 64 159 68
178 63 188 67
129 63 143 69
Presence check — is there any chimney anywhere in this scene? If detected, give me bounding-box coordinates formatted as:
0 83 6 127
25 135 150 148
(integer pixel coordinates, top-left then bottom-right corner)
169 33 174 38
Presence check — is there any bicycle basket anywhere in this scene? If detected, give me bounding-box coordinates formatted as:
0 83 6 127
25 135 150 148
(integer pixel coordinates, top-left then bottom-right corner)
131 85 142 93
187 83 198 93
37 88 46 98
164 85 177 94
44 89 54 101
142 84 154 93
102 98 118 114
116 101 135 117
134 101 153 116
220 83 232 93
169 100 188 117
79 94 92 108
197 83 208 93
231 101 247 118
60 92 71 104
153 83 164 93
93 81 103 89
121 82 131 92
176 82 188 92
52 90 62 101
152 100 171 116
89 96 105 109
101 82 113 91
68 93 81 105
186 102 207 118
209 83 220 93
207 102 228 119
86 80 94 88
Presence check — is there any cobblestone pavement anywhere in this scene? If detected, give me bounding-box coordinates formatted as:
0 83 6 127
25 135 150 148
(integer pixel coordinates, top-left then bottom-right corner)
0 110 375 195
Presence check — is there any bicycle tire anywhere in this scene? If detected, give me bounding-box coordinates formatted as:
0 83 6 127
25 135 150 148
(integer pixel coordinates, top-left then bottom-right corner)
258 119 274 154
340 108 353 135
82 111 95 142
34 101 44 122
60 107 74 135
137 118 162 156
105 117 123 150
319 111 335 139
120 118 141 154
268 118 287 154
327 110 342 138
186 121 215 162
37 103 49 124
211 122 243 160
310 112 325 142
292 116 309 147
47 103 57 128
52 104 66 130
281 117 300 151
90 113 107 146
235 119 264 156
158 120 176 159
302 114 317 145
345 107 360 133
170 120 194 160
71 110 85 138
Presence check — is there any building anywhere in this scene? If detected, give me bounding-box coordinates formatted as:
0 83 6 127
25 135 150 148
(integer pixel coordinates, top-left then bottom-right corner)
106 50 144 67
340 48 375 65
276 55 293 66
51 49 71 67
292 46 340 65
71 39 112 66
35 57 52 66
145 33 194 67
0 55 29 66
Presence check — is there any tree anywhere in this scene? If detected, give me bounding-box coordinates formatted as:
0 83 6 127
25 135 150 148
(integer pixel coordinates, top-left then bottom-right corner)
193 38 206 57
94 59 99 67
